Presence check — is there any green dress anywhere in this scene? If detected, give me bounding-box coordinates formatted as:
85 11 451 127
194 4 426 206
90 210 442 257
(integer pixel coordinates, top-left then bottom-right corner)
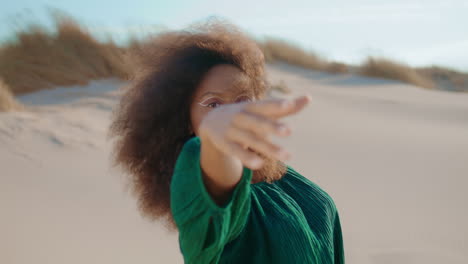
170 136 345 264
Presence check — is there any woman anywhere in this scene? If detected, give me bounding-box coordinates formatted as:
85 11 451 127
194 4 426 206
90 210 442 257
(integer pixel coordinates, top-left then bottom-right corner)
110 20 345 264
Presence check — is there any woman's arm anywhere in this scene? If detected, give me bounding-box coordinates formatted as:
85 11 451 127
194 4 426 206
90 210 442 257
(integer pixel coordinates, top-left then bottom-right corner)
170 137 253 263
199 136 244 206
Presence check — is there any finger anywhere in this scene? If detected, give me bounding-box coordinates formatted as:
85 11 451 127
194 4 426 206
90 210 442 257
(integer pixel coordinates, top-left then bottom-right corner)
280 95 311 117
228 142 264 170
227 127 290 161
244 95 311 119
232 112 291 138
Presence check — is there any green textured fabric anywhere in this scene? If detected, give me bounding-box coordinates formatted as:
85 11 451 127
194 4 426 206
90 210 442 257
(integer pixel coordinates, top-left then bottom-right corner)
170 136 345 264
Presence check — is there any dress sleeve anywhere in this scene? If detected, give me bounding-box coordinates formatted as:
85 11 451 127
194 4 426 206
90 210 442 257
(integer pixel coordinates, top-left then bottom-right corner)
170 136 253 264
333 211 346 264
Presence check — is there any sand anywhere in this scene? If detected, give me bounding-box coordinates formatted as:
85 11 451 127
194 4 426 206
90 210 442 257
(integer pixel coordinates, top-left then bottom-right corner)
1 63 467 263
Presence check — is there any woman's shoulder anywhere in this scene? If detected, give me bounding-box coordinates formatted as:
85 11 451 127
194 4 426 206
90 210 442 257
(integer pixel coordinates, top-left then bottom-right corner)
179 136 200 155
273 165 339 212
173 136 202 172
278 165 321 189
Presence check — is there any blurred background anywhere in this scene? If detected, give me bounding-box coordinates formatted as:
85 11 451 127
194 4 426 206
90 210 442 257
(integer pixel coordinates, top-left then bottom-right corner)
1 1 467 263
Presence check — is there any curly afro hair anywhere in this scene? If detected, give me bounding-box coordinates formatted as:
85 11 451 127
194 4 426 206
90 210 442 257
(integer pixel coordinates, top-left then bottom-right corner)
108 19 283 229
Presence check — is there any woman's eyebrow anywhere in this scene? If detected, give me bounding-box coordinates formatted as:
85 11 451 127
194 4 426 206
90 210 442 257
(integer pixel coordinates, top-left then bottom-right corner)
200 91 224 98
199 77 252 98
200 89 251 100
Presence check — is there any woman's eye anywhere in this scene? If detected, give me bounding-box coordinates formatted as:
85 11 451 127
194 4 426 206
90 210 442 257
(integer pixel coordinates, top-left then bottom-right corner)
198 98 223 108
207 102 221 108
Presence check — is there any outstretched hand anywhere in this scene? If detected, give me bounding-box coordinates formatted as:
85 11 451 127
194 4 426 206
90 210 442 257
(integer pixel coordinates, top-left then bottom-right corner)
199 95 311 170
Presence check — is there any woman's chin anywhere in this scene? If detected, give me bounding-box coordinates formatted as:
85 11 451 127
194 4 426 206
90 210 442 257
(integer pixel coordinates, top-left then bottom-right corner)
248 148 287 184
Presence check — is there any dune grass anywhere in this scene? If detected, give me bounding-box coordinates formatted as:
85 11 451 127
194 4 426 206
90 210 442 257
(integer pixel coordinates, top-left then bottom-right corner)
258 38 349 74
0 78 22 111
359 57 435 89
257 39 468 91
0 12 132 95
417 66 468 92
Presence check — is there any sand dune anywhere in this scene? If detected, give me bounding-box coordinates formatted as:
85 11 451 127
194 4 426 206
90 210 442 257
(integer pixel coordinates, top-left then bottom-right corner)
1 63 467 263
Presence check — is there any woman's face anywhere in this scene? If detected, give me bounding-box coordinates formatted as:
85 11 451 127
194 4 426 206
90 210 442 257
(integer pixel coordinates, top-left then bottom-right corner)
190 64 259 136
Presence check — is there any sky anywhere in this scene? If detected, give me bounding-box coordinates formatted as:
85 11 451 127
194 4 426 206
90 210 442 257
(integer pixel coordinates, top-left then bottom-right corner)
1 0 467 71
